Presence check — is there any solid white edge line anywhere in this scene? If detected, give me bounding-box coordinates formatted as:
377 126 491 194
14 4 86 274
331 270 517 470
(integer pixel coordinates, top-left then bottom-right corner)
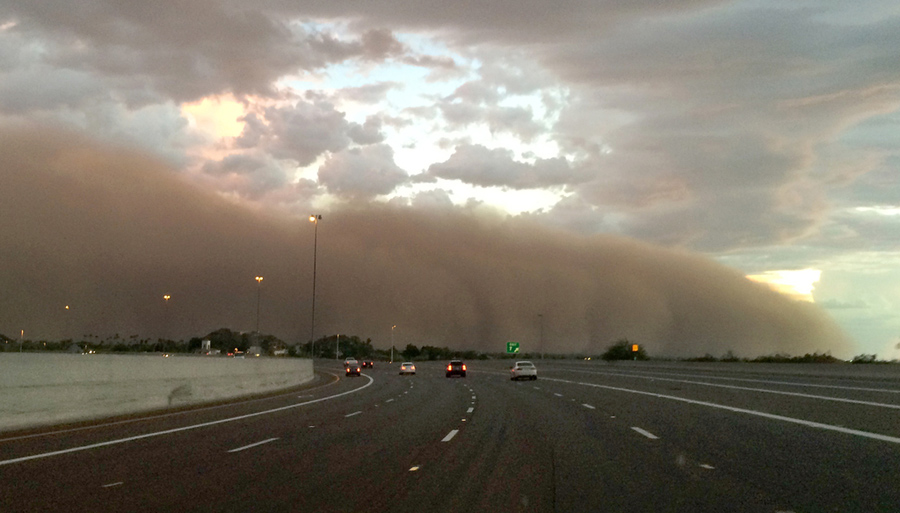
1 374 376 466
631 427 659 439
101 482 124 488
541 376 900 445
227 437 280 453
441 429 459 442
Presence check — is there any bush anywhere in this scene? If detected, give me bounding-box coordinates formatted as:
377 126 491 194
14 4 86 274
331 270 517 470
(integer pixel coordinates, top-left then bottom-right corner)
601 340 648 361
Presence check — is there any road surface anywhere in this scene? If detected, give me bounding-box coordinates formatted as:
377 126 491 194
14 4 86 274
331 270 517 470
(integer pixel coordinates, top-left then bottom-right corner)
1 360 898 512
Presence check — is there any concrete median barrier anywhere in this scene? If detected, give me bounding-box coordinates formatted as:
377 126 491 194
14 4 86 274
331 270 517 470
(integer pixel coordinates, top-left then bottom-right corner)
0 353 314 432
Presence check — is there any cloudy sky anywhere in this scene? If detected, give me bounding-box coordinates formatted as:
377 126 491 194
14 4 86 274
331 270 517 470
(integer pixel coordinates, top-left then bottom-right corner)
2 0 898 358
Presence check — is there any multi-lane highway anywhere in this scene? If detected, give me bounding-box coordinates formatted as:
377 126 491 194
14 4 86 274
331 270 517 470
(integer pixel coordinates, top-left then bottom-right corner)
1 359 899 512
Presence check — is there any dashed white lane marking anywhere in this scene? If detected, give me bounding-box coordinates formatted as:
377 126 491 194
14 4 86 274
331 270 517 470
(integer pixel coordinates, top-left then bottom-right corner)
471 396 476 400
228 437 280 453
561 370 900 409
102 482 123 488
582 404 596 409
386 398 394 403
554 393 563 397
533 387 541 390
467 407 474 413
631 427 659 440
541 376 900 445
0 375 375 467
345 411 362 418
409 466 420 472
573 368 900 394
441 429 460 442
700 464 715 469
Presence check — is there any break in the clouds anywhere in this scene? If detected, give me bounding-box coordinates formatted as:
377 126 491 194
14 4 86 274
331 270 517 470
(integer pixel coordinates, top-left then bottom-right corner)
2 0 899 356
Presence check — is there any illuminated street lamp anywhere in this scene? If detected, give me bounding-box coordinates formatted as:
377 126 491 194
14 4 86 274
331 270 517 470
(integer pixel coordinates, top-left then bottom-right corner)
309 214 322 357
255 276 264 333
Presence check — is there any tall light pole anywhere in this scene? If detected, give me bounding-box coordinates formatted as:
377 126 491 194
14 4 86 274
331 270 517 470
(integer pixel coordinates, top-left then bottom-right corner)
539 314 544 360
65 305 71 342
335 333 340 360
255 276 264 333
309 214 321 358
391 324 396 363
163 295 171 340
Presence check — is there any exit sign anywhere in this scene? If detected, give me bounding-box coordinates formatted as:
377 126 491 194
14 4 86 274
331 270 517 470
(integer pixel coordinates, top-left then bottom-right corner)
506 342 520 354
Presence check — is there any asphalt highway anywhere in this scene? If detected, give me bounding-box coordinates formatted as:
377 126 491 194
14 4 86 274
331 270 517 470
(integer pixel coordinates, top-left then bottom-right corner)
1 360 899 512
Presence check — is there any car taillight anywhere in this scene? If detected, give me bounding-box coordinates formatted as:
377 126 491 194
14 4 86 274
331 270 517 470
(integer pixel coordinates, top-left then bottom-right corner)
462 364 467 371
447 364 452 371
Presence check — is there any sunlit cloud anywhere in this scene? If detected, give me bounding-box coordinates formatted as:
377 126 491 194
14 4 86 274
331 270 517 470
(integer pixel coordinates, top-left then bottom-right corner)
747 269 822 302
181 94 247 141
854 206 900 216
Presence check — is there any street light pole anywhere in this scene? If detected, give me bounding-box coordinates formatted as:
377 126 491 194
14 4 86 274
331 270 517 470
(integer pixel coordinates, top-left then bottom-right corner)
539 314 544 360
309 215 321 358
255 276 264 333
163 295 171 341
336 333 340 360
391 324 396 363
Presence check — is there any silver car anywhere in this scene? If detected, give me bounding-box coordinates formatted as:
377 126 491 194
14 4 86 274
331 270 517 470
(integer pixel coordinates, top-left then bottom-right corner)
399 362 416 375
510 361 538 381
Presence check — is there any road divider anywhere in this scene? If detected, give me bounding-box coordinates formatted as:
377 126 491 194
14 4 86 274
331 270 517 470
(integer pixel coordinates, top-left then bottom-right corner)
0 374 374 467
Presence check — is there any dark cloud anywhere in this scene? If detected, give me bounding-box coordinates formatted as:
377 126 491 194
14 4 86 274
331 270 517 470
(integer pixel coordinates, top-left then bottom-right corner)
200 154 289 199
3 2 416 103
0 124 854 358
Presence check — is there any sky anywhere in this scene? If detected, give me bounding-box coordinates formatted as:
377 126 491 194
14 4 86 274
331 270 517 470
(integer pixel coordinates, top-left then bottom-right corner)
1 0 898 358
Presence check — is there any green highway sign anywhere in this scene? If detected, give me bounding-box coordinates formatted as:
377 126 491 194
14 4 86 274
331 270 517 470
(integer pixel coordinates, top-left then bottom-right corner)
506 342 520 354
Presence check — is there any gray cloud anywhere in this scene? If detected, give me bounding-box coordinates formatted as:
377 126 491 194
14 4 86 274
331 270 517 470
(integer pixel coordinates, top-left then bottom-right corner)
347 116 386 145
240 101 353 166
1 123 854 358
425 144 584 190
200 153 289 199
317 143 408 199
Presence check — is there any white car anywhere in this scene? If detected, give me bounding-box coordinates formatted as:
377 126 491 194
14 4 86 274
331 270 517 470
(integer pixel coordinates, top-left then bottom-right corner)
510 361 538 381
399 362 416 375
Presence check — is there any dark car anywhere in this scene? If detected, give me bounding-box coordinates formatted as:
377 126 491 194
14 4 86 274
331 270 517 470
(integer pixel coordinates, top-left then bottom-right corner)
446 360 467 378
345 359 361 377
361 360 374 368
